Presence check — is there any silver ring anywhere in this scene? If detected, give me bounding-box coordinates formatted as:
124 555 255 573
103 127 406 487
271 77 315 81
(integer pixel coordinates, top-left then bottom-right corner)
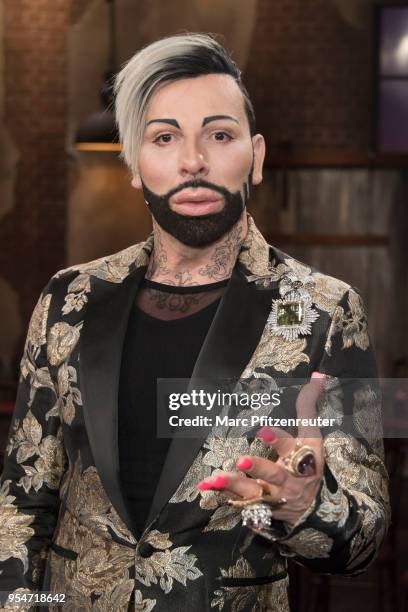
241 503 273 530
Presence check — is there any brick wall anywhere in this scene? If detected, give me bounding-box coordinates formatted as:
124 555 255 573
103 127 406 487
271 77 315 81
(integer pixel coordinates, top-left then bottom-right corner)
70 0 93 24
0 0 82 352
244 0 373 163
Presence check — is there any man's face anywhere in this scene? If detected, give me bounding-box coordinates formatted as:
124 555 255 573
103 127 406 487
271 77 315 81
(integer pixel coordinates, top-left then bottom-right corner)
132 73 265 247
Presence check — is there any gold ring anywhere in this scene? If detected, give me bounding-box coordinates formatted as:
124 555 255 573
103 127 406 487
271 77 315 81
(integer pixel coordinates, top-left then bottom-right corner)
227 480 287 509
283 443 317 477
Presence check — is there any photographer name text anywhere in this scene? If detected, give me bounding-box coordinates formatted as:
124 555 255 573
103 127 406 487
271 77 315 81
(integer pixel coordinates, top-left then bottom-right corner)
168 415 336 428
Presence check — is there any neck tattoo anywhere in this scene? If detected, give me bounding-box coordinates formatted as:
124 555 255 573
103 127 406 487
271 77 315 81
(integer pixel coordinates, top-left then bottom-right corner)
145 217 245 286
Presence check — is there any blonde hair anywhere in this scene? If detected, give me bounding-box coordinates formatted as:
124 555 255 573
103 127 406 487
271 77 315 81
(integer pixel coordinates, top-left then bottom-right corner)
113 32 255 178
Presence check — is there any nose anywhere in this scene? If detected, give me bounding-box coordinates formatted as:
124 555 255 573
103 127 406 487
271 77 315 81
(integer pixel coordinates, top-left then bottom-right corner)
179 138 209 178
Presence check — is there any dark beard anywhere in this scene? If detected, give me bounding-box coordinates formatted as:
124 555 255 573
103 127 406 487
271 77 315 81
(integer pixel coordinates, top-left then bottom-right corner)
141 178 250 247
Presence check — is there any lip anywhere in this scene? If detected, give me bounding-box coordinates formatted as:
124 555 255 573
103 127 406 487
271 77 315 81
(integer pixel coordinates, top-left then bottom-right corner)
171 199 223 216
172 188 222 204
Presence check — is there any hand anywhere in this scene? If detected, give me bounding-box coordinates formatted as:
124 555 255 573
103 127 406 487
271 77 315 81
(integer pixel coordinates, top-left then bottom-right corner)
197 373 325 527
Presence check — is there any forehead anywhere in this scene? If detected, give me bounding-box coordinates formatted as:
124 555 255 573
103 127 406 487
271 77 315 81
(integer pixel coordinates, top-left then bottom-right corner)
146 73 247 121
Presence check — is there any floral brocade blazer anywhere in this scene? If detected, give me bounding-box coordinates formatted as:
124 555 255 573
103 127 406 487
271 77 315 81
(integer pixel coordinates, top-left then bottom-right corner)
0 216 390 611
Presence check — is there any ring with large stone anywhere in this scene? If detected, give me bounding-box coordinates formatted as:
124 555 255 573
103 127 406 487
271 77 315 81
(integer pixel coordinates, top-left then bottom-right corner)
283 443 317 477
241 503 274 530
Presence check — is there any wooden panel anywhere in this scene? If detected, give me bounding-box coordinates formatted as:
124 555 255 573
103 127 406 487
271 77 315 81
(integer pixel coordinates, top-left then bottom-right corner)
265 234 388 247
265 151 408 168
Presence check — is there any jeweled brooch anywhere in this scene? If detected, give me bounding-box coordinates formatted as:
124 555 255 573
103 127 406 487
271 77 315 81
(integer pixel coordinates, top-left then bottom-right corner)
267 273 320 341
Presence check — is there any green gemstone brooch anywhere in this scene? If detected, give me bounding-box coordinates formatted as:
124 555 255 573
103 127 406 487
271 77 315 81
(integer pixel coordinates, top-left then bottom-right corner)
267 274 320 341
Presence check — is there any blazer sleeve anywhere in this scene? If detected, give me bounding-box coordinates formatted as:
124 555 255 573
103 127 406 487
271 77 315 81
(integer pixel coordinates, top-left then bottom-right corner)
258 287 390 576
0 280 68 595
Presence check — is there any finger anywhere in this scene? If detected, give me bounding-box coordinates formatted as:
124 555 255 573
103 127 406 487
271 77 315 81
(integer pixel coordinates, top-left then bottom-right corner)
197 472 279 499
197 472 263 499
256 426 296 456
296 372 325 442
236 455 288 486
196 474 229 491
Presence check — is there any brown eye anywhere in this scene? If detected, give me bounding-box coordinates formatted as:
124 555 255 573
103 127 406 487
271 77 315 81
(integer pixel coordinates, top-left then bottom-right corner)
213 131 233 142
154 133 173 144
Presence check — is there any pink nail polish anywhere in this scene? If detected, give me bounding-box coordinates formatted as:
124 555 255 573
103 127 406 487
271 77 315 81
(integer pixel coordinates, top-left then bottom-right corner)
237 457 253 471
197 481 211 491
256 426 276 443
311 371 326 392
212 476 228 489
197 476 228 491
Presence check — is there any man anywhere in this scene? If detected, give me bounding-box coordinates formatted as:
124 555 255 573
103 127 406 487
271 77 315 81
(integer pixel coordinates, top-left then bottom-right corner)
0 33 389 611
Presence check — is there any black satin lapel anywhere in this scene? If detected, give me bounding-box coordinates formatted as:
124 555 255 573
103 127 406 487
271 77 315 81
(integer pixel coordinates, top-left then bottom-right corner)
146 266 279 526
80 265 147 535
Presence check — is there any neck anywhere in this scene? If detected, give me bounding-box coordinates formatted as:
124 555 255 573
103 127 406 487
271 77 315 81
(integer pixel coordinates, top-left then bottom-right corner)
145 213 248 286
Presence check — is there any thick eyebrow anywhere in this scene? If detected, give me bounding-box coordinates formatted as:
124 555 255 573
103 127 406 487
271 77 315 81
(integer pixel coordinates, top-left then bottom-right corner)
145 115 239 129
202 115 239 126
146 118 180 128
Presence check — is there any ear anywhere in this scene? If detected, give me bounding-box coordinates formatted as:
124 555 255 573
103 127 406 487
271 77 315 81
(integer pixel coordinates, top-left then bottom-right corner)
251 134 266 186
131 171 142 190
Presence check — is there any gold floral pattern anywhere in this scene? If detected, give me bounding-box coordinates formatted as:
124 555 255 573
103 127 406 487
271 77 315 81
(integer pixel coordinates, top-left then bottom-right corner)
59 580 136 612
203 437 250 472
135 530 203 594
18 430 66 493
310 273 349 314
342 291 370 350
59 241 152 315
316 480 349 527
56 363 82 425
48 538 134 602
170 451 212 504
324 431 388 504
0 480 34 573
19 343 56 408
134 590 157 612
70 537 134 597
61 274 90 316
62 455 136 547
238 215 271 276
283 528 334 559
210 556 289 612
49 467 136 604
325 290 369 355
5 409 66 493
203 503 242 533
282 258 313 286
47 322 82 366
243 333 309 375
26 293 52 355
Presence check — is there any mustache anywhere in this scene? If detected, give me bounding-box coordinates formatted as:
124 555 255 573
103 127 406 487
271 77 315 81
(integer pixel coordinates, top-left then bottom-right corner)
158 179 236 201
